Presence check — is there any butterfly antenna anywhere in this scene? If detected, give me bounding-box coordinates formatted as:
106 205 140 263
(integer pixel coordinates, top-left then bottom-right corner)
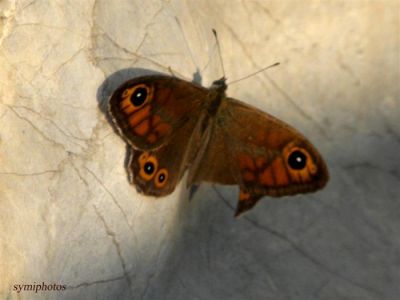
228 62 280 85
175 18 200 71
175 17 204 84
212 29 226 79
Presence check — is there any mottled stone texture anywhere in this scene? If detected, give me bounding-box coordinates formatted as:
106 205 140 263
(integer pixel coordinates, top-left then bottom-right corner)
0 1 399 299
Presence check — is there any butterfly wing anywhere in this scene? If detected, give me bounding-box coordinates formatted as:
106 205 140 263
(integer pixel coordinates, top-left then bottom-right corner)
125 101 206 197
188 98 329 216
109 75 208 150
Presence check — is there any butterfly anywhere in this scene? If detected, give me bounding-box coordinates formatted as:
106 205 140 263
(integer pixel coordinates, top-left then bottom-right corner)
108 74 329 216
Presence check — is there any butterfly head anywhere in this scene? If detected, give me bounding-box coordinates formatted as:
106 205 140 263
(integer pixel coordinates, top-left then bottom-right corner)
211 77 228 93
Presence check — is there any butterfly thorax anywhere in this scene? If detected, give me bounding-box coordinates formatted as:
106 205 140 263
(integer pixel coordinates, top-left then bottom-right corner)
207 77 227 117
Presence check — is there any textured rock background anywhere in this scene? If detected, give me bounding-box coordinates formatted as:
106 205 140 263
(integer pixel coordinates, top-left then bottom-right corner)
0 1 399 299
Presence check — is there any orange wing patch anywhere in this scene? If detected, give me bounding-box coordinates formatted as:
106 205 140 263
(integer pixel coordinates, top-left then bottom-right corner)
259 167 274 186
271 157 290 186
147 133 157 144
128 105 151 128
134 119 150 136
239 190 251 201
118 84 173 144
238 143 319 188
238 154 255 171
153 122 172 138
235 190 262 217
144 114 172 144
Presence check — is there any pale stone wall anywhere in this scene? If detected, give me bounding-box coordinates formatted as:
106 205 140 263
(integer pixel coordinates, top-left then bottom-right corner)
1 1 399 299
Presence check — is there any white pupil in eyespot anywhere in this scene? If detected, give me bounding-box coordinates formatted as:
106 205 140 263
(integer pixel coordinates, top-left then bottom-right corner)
136 92 141 97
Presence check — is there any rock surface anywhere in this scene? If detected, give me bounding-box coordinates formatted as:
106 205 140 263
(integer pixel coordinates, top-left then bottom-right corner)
1 1 399 299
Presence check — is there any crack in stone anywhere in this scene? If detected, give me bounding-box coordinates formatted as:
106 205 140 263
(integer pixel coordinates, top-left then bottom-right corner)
0 0 16 44
0 170 59 177
48 47 86 77
67 274 126 290
8 28 79 82
384 121 400 145
10 104 88 143
139 218 173 300
93 205 133 294
217 19 327 136
251 2 282 27
92 27 180 76
342 162 400 182
14 22 87 38
17 0 37 12
84 166 133 230
140 271 156 300
175 275 202 300
313 279 330 298
213 187 385 297
205 222 213 269
336 54 361 85
70 162 89 187
143 4 165 32
6 105 69 151
249 2 316 50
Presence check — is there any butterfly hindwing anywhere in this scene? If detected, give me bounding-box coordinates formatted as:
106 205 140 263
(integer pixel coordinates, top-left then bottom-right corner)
126 106 206 196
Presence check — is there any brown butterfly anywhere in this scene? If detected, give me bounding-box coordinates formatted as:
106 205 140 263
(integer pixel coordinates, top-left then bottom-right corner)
108 74 329 216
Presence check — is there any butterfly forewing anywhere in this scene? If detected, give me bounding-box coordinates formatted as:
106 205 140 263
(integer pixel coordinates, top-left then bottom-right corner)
109 75 208 150
188 97 329 215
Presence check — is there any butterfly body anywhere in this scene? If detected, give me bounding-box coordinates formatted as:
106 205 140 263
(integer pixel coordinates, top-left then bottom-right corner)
109 74 328 216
